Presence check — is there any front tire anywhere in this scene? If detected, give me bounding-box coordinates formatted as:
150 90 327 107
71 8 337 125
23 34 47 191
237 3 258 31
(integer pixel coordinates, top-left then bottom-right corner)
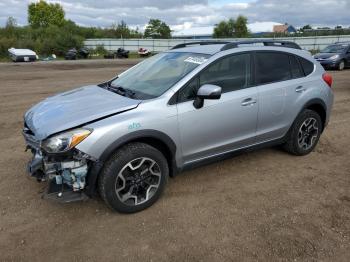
284 109 322 156
98 142 169 213
338 60 345 71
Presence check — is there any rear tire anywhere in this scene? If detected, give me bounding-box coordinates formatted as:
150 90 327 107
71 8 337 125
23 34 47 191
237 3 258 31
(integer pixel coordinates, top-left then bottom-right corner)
98 142 168 213
283 109 322 156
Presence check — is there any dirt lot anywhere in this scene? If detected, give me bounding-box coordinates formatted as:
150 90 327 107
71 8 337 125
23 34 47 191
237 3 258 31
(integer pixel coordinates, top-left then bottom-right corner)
0 59 349 262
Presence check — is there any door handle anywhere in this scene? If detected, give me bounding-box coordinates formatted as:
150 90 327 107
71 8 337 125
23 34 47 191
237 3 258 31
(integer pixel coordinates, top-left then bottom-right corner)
295 86 306 93
241 98 257 106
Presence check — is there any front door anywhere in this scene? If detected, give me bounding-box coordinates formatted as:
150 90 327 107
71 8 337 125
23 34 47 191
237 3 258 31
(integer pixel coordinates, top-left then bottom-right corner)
176 53 258 164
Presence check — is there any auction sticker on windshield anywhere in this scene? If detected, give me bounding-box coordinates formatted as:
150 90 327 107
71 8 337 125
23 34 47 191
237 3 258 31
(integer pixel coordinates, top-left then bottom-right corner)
184 56 208 65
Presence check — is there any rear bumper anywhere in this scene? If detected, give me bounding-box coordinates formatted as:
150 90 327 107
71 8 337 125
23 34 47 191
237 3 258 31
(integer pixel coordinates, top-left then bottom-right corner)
10 55 37 62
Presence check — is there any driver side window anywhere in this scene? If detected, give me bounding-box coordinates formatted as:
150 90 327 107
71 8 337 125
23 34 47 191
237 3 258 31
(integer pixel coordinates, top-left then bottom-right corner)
177 53 251 103
177 77 199 103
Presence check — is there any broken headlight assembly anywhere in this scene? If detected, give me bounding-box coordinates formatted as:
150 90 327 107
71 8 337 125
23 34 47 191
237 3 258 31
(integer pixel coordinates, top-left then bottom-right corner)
41 128 92 153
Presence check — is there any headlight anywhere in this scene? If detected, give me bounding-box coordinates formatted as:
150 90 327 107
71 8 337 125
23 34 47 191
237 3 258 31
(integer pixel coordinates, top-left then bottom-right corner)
41 128 92 153
329 55 339 60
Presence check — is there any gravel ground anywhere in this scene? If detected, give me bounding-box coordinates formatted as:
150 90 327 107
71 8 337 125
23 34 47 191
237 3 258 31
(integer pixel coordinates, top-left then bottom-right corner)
0 59 349 262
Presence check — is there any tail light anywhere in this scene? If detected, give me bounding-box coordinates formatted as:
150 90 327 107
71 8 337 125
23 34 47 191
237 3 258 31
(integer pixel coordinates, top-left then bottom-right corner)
322 73 333 88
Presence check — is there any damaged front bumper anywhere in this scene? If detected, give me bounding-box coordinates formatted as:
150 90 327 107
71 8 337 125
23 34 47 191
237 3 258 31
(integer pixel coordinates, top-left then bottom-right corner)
23 130 97 203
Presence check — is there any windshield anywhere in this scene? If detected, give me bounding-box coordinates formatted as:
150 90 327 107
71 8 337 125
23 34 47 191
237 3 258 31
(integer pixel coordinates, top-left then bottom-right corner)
321 44 347 53
110 52 209 99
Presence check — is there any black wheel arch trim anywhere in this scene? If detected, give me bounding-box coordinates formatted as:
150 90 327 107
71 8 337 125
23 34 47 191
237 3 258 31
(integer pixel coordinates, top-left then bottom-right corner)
301 98 327 124
99 129 177 162
282 98 328 144
291 98 327 134
302 98 327 111
85 130 177 196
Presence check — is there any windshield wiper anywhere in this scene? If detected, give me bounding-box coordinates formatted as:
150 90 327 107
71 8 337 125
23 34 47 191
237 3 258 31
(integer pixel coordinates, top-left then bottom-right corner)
108 85 136 98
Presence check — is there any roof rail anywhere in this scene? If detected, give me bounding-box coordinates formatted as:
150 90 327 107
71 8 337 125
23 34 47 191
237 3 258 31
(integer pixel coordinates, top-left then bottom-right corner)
221 40 301 51
171 41 230 50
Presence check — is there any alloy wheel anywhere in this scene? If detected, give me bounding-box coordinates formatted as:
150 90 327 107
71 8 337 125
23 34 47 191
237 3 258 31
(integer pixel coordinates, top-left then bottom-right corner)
115 157 161 206
297 117 319 151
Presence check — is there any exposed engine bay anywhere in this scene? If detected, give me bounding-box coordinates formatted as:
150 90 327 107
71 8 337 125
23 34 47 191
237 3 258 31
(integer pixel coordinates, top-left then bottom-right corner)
25 130 93 202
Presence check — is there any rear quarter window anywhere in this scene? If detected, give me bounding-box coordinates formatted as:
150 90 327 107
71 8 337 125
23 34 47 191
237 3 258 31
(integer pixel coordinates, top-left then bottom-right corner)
254 52 292 85
298 57 314 76
289 55 304 79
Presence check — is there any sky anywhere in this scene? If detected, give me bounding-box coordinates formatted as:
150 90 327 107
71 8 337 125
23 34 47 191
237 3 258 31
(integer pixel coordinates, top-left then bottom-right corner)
0 0 349 31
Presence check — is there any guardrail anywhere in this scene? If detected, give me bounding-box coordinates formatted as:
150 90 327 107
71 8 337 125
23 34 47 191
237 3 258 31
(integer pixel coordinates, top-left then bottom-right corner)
84 35 350 52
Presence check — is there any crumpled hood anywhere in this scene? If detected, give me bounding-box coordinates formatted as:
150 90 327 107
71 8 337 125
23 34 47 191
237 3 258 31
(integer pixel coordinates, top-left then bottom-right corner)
24 85 141 140
314 53 339 59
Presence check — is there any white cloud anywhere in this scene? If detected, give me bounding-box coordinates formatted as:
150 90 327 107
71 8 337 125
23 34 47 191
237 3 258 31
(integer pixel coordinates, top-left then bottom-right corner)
0 0 349 30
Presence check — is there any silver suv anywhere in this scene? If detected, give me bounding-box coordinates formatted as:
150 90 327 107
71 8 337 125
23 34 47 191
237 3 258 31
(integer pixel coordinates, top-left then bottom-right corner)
23 40 334 213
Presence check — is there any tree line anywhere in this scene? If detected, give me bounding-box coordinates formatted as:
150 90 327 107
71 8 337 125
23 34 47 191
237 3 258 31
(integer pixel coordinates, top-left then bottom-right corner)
0 0 171 58
1 0 349 59
213 15 249 38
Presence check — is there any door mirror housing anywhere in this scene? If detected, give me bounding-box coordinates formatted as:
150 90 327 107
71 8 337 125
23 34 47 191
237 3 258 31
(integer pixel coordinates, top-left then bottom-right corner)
197 84 222 99
193 84 222 109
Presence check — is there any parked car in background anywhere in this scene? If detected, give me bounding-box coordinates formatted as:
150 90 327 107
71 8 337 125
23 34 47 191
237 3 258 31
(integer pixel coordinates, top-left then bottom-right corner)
104 48 130 59
8 48 38 62
65 48 90 60
138 47 151 57
23 40 333 213
314 42 350 70
116 48 129 58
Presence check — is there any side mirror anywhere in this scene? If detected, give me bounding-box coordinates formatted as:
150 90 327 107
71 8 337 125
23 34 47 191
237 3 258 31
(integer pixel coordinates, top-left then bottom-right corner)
193 84 222 109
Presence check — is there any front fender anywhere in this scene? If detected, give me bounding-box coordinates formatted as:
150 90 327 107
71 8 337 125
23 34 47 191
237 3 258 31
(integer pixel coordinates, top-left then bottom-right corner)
99 129 177 162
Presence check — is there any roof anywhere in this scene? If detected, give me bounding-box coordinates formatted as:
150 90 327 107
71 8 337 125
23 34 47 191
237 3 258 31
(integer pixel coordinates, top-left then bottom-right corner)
168 40 302 55
8 48 37 56
273 24 297 33
335 41 350 45
167 44 311 63
273 25 288 33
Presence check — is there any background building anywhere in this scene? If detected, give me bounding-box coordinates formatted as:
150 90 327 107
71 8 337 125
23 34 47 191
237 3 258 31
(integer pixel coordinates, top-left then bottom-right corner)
273 24 297 34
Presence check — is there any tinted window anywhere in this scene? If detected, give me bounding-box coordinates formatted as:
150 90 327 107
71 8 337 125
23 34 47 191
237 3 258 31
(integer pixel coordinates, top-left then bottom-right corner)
289 55 304 78
178 53 251 103
200 53 251 93
321 44 347 53
299 57 314 76
255 52 291 85
178 77 199 103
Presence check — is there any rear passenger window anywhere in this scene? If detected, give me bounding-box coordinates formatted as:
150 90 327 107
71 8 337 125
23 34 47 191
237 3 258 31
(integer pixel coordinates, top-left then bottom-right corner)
255 52 292 85
298 57 314 76
289 55 304 78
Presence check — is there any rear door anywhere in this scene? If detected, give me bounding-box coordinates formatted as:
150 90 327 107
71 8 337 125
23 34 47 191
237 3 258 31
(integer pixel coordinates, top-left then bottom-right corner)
254 51 306 142
176 53 258 164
